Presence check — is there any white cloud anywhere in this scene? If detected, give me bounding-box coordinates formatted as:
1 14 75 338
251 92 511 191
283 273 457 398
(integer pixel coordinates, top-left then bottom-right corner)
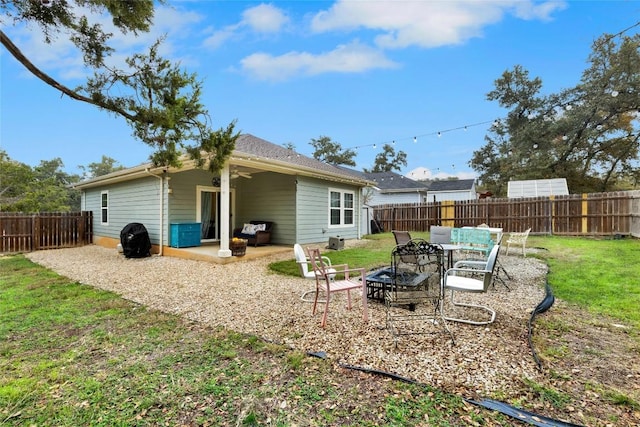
242 3 290 33
203 26 240 50
311 0 567 49
203 3 289 50
513 0 568 20
240 40 398 81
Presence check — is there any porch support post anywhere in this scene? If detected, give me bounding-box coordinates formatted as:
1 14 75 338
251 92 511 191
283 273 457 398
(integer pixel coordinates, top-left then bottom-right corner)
217 164 232 258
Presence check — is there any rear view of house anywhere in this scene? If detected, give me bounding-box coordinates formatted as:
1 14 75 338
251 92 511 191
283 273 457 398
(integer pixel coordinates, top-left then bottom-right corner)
73 134 374 258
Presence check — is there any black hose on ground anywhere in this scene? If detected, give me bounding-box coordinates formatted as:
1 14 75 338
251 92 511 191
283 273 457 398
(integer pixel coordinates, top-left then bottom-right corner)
335 362 583 427
466 398 583 427
529 281 556 370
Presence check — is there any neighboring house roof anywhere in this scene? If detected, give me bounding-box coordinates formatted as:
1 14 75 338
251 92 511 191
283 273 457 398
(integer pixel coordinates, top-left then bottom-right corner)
74 134 374 189
507 178 569 198
338 168 427 193
427 179 476 192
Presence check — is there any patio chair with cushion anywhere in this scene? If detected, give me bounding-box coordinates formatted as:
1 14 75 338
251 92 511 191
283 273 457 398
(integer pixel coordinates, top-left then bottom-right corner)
233 220 273 246
307 247 369 328
442 244 500 325
506 228 531 257
293 243 335 302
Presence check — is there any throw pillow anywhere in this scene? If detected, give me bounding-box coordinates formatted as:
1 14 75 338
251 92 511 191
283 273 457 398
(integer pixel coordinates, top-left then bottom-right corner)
241 223 256 235
255 223 266 232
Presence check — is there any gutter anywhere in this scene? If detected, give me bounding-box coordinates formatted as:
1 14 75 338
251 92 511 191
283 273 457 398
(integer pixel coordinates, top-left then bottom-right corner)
145 168 165 256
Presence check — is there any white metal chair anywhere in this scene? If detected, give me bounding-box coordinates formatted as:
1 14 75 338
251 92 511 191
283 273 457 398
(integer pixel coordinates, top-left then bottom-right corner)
293 243 334 302
506 228 531 257
442 244 500 325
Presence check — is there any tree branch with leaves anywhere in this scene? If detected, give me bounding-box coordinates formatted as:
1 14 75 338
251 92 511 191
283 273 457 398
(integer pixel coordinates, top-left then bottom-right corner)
1 0 238 173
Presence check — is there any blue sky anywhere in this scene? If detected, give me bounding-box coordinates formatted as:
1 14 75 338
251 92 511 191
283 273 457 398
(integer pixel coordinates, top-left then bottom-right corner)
2 1 639 180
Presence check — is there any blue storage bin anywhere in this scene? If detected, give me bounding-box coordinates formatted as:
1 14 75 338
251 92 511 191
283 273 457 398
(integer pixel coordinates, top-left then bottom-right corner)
170 223 201 248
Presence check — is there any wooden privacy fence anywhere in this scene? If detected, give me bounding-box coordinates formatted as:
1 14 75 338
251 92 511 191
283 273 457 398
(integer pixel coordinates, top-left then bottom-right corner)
0 212 93 253
373 190 640 236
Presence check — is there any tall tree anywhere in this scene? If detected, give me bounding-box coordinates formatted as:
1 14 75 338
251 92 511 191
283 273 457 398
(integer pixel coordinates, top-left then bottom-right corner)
310 136 357 166
0 150 33 211
1 0 238 173
0 152 80 212
364 144 407 173
471 33 640 195
78 156 125 179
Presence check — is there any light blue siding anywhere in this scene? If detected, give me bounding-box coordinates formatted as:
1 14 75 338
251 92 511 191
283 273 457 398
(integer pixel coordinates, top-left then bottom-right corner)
167 169 212 223
82 176 165 244
295 176 360 244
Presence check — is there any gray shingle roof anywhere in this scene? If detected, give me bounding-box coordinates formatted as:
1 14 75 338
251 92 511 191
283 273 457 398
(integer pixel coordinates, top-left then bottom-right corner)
235 134 367 182
74 133 373 189
427 179 476 191
335 167 426 191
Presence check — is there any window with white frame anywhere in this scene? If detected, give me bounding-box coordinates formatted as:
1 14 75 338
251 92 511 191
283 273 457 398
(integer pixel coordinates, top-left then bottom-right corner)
328 189 354 227
100 191 109 224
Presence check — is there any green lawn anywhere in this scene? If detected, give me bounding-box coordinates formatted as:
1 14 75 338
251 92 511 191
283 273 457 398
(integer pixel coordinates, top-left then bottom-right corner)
526 235 640 328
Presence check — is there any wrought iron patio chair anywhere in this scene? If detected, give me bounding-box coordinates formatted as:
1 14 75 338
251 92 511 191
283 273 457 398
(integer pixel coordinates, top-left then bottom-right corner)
385 240 453 345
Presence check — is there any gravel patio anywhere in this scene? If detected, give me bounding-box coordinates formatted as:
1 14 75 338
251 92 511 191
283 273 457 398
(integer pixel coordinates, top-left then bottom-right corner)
27 242 548 399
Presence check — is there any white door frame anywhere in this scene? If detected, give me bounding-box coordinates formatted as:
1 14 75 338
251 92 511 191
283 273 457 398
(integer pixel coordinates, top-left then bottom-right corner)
196 185 235 243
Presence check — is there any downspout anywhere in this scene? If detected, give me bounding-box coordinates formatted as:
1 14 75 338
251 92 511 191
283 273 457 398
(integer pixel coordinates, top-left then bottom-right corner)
358 186 364 239
145 168 164 256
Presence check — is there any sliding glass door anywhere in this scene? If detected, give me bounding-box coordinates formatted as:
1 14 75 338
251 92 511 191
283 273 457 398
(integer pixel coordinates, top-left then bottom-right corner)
196 186 234 242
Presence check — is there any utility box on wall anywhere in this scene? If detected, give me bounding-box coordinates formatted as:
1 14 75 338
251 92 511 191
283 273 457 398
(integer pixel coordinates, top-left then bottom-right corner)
328 236 344 250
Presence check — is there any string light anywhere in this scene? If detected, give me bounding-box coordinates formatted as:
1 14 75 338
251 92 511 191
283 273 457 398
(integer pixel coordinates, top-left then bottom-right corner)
346 119 495 151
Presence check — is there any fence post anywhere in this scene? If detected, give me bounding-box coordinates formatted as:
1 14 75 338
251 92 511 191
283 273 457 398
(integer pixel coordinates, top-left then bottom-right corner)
32 214 39 251
550 195 555 235
441 200 455 227
581 193 589 234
